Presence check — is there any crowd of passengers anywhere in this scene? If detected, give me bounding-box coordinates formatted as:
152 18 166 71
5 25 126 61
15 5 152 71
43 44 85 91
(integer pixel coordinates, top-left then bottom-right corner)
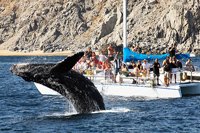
73 44 195 86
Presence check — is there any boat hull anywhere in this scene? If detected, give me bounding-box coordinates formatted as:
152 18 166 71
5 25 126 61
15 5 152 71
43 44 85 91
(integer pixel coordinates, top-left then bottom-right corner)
33 70 200 98
180 82 200 96
34 81 200 98
95 83 182 98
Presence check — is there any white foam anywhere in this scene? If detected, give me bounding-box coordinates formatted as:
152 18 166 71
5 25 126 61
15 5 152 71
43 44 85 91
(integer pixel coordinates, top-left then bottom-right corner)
43 111 78 118
92 107 131 114
43 107 131 118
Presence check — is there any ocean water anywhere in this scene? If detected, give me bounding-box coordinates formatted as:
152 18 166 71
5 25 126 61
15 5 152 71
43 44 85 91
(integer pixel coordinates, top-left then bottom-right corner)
0 56 200 133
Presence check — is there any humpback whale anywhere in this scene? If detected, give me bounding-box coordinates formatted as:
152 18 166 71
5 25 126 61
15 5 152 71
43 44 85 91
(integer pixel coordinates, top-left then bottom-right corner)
10 52 105 114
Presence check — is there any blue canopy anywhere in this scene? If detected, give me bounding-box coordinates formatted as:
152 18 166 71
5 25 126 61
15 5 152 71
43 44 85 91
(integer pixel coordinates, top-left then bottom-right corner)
123 47 190 62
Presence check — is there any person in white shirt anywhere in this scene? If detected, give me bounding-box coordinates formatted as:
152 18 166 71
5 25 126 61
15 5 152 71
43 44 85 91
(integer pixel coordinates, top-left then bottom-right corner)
142 59 150 77
98 51 108 63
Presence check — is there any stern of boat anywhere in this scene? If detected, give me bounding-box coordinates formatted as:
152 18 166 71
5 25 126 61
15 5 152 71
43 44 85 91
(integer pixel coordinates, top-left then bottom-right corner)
180 82 200 96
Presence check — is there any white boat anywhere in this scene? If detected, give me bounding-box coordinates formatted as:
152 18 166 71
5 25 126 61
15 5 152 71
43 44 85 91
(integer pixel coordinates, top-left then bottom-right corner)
34 0 200 99
34 70 200 98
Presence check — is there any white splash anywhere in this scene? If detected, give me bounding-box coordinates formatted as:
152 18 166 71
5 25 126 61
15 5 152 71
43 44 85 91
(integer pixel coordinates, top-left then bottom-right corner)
92 107 131 114
43 107 131 118
49 111 78 117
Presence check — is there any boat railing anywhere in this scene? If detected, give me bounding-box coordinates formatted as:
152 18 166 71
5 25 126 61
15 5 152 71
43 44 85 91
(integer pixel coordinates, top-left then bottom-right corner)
84 72 155 87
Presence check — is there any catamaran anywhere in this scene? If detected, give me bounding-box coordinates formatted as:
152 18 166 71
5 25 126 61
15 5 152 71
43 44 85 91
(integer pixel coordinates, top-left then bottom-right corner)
34 66 200 98
34 0 200 98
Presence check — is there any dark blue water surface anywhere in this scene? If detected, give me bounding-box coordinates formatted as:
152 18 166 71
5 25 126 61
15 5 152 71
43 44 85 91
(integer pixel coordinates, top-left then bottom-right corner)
0 56 200 133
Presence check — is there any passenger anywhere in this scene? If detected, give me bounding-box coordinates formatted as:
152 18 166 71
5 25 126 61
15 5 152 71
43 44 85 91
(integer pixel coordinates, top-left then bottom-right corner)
121 63 129 77
170 56 178 83
162 57 171 86
103 60 114 80
89 58 96 69
169 44 176 57
129 64 140 84
90 52 99 65
127 60 135 69
107 44 115 61
133 64 140 77
153 59 161 85
137 60 142 70
98 51 108 67
140 66 147 77
185 58 195 71
163 56 170 63
113 52 122 82
142 59 150 77
78 58 88 74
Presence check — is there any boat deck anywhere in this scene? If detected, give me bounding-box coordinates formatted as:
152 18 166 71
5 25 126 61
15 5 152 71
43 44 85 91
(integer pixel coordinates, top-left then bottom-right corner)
86 72 200 98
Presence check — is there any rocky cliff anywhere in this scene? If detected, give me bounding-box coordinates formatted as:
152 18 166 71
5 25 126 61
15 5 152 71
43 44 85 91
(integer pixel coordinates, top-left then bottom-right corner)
0 0 199 54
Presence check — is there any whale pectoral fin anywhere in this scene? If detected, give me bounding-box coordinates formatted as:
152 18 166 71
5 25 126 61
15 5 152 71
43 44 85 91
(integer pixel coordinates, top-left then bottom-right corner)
50 52 84 74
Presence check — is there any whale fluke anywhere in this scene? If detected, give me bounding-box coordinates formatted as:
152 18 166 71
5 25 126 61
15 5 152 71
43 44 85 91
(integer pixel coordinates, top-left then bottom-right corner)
10 52 105 114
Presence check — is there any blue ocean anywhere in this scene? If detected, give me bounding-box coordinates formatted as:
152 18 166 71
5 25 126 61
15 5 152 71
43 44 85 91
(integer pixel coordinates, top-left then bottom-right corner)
0 56 200 133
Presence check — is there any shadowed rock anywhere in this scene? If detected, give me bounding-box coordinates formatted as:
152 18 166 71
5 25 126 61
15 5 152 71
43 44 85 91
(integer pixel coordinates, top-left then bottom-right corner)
10 52 105 114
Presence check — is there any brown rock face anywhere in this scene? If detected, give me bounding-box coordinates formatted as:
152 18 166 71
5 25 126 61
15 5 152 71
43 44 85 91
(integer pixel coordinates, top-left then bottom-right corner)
0 0 199 54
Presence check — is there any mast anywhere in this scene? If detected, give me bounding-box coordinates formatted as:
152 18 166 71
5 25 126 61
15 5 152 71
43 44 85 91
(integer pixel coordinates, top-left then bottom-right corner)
123 0 127 48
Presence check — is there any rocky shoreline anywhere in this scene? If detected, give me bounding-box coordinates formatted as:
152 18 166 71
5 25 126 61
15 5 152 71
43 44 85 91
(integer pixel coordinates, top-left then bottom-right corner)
0 0 199 55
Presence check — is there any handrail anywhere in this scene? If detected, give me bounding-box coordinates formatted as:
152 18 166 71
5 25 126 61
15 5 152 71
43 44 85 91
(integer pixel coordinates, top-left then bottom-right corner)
84 73 155 87
84 74 153 80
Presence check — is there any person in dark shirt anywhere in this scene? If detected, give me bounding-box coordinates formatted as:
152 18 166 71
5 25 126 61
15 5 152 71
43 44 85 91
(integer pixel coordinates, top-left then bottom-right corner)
127 61 135 69
169 44 176 57
153 59 161 85
137 60 142 70
113 53 122 82
170 57 178 83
